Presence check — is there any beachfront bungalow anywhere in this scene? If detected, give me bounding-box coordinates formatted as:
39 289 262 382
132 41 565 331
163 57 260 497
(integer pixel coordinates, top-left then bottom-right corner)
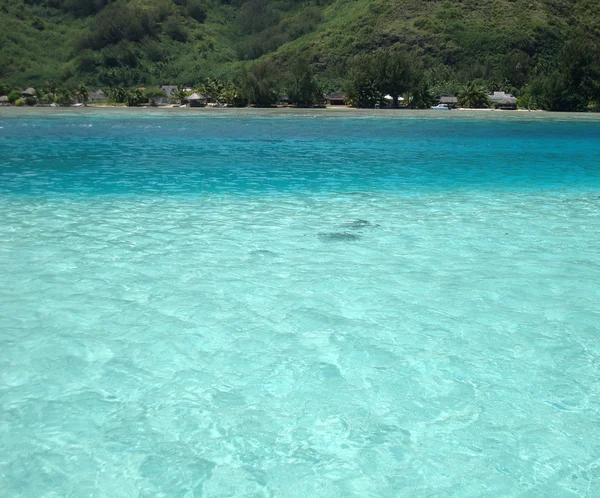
161 85 176 96
0 95 9 106
161 85 178 104
21 88 36 98
489 91 517 109
188 93 206 107
160 85 193 104
437 95 458 109
325 92 346 105
89 89 107 103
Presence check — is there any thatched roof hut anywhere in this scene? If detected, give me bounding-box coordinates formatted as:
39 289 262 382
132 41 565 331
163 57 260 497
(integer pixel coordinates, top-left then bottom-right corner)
89 89 107 101
325 92 346 105
21 88 36 97
188 93 206 107
489 91 517 108
433 95 458 109
439 96 458 105
0 95 8 102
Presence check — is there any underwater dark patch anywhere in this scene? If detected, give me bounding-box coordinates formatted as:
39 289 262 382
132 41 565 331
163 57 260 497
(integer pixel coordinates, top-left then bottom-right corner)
342 219 379 230
249 249 278 257
318 231 361 242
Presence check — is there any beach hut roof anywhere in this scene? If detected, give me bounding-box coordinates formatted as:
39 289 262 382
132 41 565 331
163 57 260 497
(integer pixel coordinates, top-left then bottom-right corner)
161 85 178 96
0 95 8 102
22 87 36 96
439 95 458 104
489 91 517 105
187 93 204 100
325 92 346 99
89 89 106 99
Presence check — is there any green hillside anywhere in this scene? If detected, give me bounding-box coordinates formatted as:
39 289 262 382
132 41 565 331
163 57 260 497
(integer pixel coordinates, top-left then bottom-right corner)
1 0 599 108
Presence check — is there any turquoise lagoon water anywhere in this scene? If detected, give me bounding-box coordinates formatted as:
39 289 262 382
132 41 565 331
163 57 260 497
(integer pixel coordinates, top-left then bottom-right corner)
1 109 600 497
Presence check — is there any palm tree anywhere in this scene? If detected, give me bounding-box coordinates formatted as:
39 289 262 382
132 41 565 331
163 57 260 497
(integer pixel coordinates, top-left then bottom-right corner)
76 85 89 105
173 86 189 104
221 81 244 107
200 78 222 104
45 80 57 103
107 86 127 104
458 82 490 108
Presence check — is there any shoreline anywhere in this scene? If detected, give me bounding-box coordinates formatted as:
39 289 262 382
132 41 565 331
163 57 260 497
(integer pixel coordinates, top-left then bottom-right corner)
1 105 599 122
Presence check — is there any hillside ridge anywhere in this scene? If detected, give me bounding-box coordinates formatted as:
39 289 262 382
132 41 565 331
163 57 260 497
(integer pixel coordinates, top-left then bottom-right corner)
1 0 599 109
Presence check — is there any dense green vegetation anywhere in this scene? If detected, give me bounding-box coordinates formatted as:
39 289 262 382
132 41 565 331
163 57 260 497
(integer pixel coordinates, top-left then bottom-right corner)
1 0 599 109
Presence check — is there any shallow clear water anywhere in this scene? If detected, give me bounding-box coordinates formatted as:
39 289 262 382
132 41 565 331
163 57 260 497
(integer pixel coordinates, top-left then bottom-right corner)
1 110 600 496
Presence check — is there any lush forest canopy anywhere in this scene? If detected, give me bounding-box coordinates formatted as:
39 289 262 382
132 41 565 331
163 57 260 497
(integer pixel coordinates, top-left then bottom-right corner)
1 0 599 109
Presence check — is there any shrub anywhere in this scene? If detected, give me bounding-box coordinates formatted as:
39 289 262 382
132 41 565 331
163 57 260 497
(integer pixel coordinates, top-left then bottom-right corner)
8 91 21 103
237 0 280 34
82 4 154 49
15 99 25 106
187 0 207 23
101 41 140 68
164 16 188 42
106 86 128 103
126 88 145 106
144 86 167 105
141 38 166 62
56 88 74 104
63 0 112 17
31 18 45 31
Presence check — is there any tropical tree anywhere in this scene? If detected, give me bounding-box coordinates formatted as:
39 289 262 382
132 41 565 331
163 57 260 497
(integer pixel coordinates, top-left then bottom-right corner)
143 86 167 105
527 71 573 111
187 0 207 22
498 51 532 89
164 15 188 42
25 94 39 106
410 78 436 108
285 57 322 107
458 81 490 108
345 54 381 108
46 80 57 102
76 85 89 104
7 90 21 103
125 88 145 106
199 77 223 103
107 86 128 103
556 37 600 110
34 88 48 104
524 37 600 111
55 88 74 105
173 86 190 103
221 81 246 106
375 50 415 107
239 61 279 107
